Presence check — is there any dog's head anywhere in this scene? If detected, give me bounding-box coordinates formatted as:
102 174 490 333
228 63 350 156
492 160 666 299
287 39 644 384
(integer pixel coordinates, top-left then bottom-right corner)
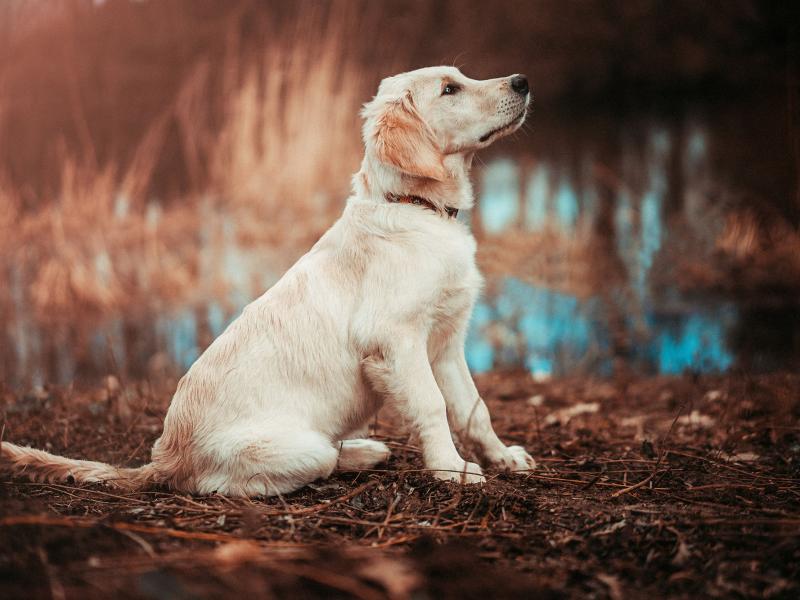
362 66 530 181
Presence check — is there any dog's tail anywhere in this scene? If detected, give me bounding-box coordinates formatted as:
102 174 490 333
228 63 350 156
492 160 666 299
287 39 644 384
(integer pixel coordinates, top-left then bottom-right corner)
1 441 158 491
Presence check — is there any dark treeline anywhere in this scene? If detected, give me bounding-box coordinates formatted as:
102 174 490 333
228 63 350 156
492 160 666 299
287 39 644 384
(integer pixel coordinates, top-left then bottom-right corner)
1 0 797 205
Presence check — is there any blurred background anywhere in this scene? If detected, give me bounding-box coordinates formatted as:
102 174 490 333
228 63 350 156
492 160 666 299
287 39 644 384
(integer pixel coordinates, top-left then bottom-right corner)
1 0 799 389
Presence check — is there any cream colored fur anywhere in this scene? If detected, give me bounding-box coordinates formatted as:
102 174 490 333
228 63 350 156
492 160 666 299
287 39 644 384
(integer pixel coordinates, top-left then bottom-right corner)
2 66 535 497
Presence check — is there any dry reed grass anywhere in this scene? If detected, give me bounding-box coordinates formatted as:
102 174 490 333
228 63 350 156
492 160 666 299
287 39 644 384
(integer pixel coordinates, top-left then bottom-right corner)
0 4 393 382
714 208 800 291
208 11 364 246
1 1 798 383
3 11 369 311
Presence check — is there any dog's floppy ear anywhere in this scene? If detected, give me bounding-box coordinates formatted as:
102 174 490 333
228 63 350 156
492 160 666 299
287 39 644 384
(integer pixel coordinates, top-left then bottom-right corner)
368 92 447 181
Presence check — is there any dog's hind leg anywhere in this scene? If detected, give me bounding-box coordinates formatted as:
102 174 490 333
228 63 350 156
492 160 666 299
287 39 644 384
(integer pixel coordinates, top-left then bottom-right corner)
336 439 391 470
196 428 340 498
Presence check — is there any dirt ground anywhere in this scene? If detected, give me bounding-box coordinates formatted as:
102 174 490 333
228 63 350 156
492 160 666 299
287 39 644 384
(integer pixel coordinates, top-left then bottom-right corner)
1 371 799 599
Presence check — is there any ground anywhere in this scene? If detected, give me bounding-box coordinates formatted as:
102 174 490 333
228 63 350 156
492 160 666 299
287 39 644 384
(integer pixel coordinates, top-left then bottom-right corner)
1 372 799 599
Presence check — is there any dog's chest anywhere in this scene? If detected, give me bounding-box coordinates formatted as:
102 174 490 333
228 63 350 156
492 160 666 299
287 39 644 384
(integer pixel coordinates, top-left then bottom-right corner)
425 273 479 362
426 238 482 335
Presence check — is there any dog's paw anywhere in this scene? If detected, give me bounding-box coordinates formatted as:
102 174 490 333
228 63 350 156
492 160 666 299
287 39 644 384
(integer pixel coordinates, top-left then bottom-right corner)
492 445 536 472
432 461 485 484
338 438 391 470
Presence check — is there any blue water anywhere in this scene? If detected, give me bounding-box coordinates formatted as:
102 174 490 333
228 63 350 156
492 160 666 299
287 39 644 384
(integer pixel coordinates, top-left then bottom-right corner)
463 276 735 378
464 123 736 378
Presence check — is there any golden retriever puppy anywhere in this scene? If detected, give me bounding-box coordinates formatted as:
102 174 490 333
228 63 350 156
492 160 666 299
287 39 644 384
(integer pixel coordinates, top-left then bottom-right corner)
2 66 535 497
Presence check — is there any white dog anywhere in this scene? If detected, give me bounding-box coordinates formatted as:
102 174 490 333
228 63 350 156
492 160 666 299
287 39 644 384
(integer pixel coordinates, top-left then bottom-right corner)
2 66 535 497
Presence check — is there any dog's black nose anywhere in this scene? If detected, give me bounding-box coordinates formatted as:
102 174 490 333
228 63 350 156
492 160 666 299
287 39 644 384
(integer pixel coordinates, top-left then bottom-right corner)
510 75 529 95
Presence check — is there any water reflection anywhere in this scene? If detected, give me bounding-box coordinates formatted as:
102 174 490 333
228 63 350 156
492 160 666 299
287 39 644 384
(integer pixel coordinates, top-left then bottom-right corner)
5 118 785 386
468 122 738 378
466 279 607 380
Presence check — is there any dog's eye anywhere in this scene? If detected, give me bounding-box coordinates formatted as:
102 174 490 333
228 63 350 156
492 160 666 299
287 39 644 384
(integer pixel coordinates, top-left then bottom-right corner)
442 83 460 96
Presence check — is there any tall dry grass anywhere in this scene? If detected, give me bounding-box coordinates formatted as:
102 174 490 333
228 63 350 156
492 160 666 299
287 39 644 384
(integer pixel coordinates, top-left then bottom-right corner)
715 208 800 291
1 1 797 383
208 13 365 246
0 3 402 383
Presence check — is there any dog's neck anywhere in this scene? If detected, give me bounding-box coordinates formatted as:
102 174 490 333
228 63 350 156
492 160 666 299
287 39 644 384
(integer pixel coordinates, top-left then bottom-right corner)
352 151 475 214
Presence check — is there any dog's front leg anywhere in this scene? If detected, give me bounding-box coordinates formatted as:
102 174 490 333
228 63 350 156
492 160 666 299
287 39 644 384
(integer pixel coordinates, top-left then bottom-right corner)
363 333 484 484
432 338 536 472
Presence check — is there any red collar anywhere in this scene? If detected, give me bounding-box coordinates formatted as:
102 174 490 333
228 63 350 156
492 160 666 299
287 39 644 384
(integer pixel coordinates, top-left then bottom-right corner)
385 193 459 219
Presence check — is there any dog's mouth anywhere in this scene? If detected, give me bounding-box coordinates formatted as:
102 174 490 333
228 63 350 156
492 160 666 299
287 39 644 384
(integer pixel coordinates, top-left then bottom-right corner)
479 109 527 143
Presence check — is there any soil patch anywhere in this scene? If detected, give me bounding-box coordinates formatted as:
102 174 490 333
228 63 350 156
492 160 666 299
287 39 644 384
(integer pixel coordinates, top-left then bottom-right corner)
2 372 799 598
